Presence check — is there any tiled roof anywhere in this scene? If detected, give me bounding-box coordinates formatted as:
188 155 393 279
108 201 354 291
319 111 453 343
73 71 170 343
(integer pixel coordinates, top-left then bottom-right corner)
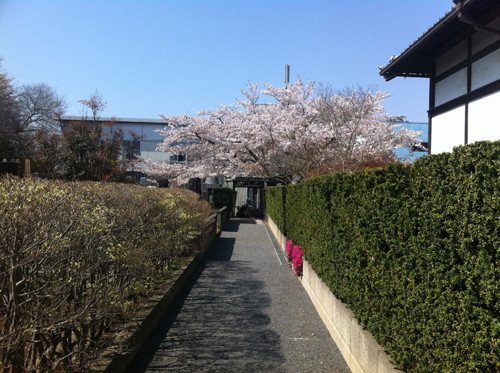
379 3 457 80
389 6 456 63
379 0 500 81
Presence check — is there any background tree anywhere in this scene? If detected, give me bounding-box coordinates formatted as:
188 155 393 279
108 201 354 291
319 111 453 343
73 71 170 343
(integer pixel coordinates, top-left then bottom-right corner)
31 128 65 178
18 82 66 131
0 64 24 160
145 79 422 184
61 92 125 181
16 83 67 176
0 62 67 162
0 64 129 181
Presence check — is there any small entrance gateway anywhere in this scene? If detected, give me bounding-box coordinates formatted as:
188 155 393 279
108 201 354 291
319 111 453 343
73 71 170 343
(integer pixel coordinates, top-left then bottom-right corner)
229 177 281 218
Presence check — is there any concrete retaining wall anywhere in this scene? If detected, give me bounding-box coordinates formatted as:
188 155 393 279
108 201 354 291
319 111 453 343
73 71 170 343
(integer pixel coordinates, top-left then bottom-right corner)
266 214 399 373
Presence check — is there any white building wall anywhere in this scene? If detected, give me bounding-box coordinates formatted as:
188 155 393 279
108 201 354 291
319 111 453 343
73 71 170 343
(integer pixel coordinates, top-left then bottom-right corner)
468 91 500 144
434 68 468 107
141 124 169 141
431 106 465 154
471 48 500 91
426 16 500 155
140 150 171 163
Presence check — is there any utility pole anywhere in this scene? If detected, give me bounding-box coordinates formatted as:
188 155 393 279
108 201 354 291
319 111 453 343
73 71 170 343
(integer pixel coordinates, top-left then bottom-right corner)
284 64 290 85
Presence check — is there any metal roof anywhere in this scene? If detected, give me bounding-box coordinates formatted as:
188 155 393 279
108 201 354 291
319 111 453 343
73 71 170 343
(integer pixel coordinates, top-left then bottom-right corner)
60 116 169 124
379 0 500 81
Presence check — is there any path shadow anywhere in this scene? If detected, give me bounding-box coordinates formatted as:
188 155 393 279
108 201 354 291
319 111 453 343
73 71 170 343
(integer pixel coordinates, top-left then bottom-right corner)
205 237 235 261
222 218 259 232
126 235 286 372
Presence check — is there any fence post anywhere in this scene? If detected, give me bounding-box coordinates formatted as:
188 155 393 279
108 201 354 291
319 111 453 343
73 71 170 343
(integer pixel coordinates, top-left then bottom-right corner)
25 159 31 178
216 210 222 233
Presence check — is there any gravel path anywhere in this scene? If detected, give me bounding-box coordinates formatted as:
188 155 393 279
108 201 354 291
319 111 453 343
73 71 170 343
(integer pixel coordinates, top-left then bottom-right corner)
126 218 350 373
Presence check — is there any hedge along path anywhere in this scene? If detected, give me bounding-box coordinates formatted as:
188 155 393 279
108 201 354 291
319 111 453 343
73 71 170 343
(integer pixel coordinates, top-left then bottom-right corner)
266 140 500 373
0 177 212 372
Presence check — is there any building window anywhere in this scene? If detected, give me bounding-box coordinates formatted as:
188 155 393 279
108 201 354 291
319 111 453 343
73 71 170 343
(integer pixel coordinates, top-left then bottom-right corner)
170 153 186 163
122 140 140 159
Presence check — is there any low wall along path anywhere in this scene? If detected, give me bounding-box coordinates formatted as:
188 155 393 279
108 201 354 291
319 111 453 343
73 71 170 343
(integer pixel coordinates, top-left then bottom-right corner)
266 215 399 373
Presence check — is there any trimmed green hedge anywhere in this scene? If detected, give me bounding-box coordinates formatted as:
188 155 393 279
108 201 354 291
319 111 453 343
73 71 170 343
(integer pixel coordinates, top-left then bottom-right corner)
212 187 235 212
264 185 287 234
266 141 500 372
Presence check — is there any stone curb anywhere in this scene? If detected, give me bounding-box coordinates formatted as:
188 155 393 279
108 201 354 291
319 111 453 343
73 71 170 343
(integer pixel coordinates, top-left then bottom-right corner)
265 214 400 373
89 229 218 373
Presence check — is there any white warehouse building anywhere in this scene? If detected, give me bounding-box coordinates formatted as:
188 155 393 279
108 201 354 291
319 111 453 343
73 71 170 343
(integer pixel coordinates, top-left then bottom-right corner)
59 116 184 165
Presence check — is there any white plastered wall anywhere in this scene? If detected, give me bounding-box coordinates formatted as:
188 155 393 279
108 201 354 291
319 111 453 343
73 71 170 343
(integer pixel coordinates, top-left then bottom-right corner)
431 106 465 154
468 91 500 144
434 68 468 107
471 48 500 91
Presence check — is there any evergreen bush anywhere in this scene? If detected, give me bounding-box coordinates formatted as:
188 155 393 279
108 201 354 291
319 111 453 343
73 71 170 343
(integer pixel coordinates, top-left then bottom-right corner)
265 141 500 372
212 187 235 212
264 185 287 234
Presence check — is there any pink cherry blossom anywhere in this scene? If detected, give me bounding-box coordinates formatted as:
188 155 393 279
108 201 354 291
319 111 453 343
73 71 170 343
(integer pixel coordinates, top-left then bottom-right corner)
143 80 422 185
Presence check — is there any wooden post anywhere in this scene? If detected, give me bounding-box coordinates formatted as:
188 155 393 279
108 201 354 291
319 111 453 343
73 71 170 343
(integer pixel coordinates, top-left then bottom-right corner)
25 159 31 178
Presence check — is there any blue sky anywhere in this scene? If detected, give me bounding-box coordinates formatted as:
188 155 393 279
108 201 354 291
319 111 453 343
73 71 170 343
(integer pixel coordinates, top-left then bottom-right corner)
1 0 453 122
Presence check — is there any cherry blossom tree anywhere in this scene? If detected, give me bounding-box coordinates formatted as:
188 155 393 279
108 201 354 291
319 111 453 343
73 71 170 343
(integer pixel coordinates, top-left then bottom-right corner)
144 79 422 184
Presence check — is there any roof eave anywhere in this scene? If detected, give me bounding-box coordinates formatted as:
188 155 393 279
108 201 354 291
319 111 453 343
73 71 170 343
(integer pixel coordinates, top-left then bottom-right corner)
379 4 462 81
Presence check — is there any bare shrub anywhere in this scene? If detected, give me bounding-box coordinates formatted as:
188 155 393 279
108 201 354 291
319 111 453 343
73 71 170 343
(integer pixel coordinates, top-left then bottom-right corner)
0 177 211 371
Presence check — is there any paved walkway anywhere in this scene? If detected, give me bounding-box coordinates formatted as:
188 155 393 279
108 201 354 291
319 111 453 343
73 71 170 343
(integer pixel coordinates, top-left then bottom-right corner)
126 219 350 372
